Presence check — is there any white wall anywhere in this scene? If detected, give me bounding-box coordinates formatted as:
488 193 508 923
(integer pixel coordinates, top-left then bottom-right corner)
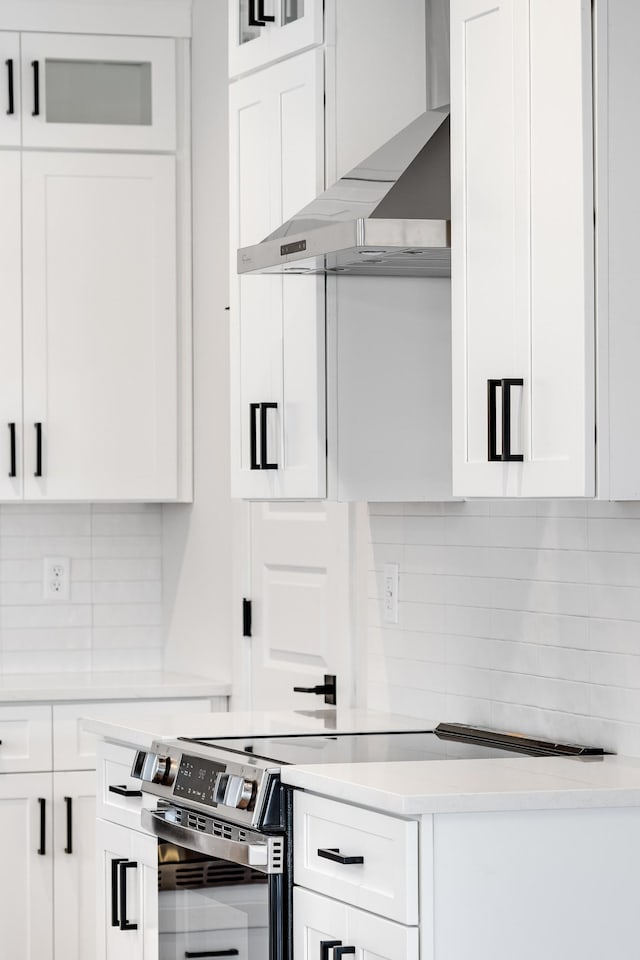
367 500 640 756
162 0 237 682
0 503 163 674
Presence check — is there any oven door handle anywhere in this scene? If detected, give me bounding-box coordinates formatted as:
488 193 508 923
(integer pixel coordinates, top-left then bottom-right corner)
141 808 279 875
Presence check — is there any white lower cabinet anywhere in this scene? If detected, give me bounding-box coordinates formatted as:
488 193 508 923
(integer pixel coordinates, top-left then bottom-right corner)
53 771 97 960
294 887 419 960
0 772 53 960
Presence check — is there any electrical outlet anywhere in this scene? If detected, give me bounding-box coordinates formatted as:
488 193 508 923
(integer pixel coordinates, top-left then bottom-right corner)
43 556 70 601
383 562 399 624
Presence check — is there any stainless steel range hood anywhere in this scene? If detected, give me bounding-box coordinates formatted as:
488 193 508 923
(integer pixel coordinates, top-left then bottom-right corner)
237 110 451 279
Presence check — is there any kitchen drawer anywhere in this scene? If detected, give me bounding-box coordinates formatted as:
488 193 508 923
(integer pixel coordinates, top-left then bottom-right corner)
294 887 419 960
294 792 419 924
96 740 153 830
53 698 213 770
159 926 268 960
0 704 51 773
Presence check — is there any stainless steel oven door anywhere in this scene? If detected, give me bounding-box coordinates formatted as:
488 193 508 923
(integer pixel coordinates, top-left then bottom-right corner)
142 806 287 960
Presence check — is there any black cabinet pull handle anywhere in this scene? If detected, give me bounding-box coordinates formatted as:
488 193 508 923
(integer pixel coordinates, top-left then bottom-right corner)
334 949 356 959
248 0 266 25
320 941 342 960
31 61 40 116
37 797 46 855
260 402 278 469
109 784 143 798
501 377 524 462
34 422 42 477
6 58 14 115
8 423 16 478
64 796 73 854
257 0 276 21
293 674 337 705
250 403 260 470
317 847 364 866
487 379 500 462
185 952 240 958
119 860 138 931
111 858 126 927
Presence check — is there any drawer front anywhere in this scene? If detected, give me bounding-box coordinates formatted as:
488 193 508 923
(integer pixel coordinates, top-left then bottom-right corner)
294 792 418 924
96 740 152 830
159 927 268 959
0 704 51 772
53 698 213 770
294 887 419 960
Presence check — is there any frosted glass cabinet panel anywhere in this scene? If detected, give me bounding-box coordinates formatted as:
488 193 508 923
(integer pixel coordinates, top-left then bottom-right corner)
21 33 176 150
229 0 322 78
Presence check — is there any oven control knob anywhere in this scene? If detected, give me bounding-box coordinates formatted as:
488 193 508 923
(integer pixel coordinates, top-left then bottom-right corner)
224 775 256 810
152 756 176 786
133 751 175 786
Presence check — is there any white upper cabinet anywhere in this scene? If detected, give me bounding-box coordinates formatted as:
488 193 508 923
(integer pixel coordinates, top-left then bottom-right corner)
0 151 22 500
228 0 323 78
230 48 326 499
0 32 20 145
451 0 594 498
22 151 179 501
20 33 176 151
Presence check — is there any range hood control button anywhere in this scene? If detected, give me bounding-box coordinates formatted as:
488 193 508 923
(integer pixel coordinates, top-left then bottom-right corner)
223 775 256 810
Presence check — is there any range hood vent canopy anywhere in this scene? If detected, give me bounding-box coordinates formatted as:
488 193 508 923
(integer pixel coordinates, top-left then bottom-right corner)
237 111 451 279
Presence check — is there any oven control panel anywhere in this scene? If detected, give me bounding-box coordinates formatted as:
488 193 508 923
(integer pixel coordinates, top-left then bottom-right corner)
173 754 226 805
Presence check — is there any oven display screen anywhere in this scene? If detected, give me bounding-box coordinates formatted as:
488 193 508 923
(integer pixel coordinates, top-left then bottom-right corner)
173 755 226 805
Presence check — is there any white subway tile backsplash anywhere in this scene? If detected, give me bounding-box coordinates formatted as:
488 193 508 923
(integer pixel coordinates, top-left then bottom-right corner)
0 504 163 676
367 501 640 756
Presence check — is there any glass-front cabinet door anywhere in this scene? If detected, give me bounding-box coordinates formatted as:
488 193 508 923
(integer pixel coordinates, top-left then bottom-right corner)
20 33 176 151
228 0 322 78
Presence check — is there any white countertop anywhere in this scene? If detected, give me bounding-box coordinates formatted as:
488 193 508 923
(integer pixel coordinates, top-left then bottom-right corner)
83 708 436 749
281 753 640 815
0 670 231 703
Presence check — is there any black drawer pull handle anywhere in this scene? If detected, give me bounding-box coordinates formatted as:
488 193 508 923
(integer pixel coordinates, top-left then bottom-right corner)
257 0 275 21
6 58 14 115
320 941 342 960
185 952 240 958
260 401 278 469
31 60 39 116
317 847 364 866
119 860 138 931
8 423 16 478
334 949 356 959
37 797 46 855
250 402 260 470
64 796 72 854
109 785 143 798
34 422 42 477
111 858 126 927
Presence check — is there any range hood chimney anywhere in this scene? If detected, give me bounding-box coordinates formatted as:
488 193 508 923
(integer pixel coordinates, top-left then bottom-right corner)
237 110 451 279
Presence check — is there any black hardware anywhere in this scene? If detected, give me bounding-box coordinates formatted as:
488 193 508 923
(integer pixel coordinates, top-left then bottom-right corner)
248 0 266 25
8 423 16 478
242 598 252 638
501 378 524 462
293 673 337 706
250 403 260 470
185 952 240 958
317 847 364 866
31 61 39 116
487 379 500 462
119 860 138 931
34 422 42 477
258 0 276 21
334 949 356 959
64 796 73 854
111 858 126 927
260 402 278 469
6 58 14 115
37 797 46 855
320 942 342 960
108 785 143 798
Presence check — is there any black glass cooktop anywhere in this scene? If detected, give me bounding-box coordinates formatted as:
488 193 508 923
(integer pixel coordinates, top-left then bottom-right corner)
181 723 606 766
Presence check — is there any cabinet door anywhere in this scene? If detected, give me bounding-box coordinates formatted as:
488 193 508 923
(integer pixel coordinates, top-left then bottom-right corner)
0 150 22 498
22 151 179 501
0 32 20 145
0 773 53 960
21 33 176 151
229 49 325 499
53 771 96 960
228 0 323 79
451 0 594 497
96 818 158 960
294 887 419 960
